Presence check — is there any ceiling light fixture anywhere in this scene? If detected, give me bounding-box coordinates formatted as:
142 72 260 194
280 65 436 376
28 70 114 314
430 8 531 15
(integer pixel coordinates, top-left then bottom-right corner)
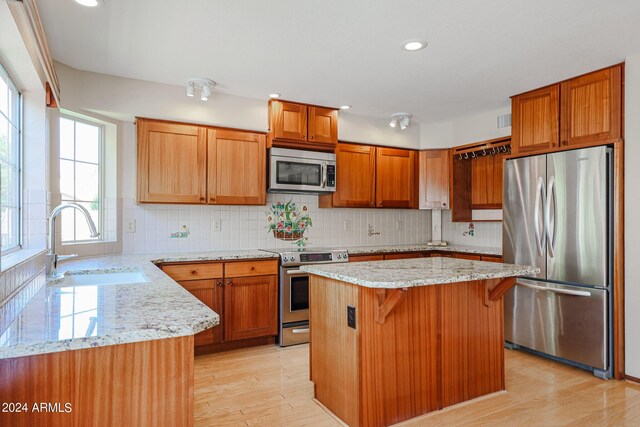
389 113 413 129
340 105 351 110
269 93 281 99
186 78 216 102
401 39 427 51
74 0 100 6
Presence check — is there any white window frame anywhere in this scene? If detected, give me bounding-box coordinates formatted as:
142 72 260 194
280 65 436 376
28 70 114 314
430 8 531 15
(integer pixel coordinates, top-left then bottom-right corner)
0 62 22 255
59 114 104 244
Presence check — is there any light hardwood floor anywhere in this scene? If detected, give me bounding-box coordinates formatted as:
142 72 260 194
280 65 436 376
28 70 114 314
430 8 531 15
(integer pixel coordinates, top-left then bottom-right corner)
195 344 640 426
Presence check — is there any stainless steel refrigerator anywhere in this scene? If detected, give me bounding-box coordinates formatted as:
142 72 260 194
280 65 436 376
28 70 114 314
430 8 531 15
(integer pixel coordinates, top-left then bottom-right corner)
503 146 612 378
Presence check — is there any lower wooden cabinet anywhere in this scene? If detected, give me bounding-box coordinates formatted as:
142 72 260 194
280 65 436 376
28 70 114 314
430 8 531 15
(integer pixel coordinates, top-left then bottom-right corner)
349 254 384 263
453 253 482 261
384 252 422 260
224 275 278 341
179 279 224 346
162 259 278 348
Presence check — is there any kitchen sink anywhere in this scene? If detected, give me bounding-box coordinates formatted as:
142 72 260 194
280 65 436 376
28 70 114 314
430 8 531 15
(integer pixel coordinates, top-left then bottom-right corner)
50 269 149 287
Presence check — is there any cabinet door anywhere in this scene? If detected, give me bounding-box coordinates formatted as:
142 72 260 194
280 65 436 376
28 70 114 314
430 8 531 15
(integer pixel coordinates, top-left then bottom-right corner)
137 119 207 203
179 279 224 346
270 101 307 141
453 253 482 261
224 275 278 341
384 252 422 260
332 143 376 207
471 152 504 209
207 129 266 205
511 85 560 155
560 65 621 147
419 149 450 209
349 254 384 262
308 107 338 144
375 148 417 208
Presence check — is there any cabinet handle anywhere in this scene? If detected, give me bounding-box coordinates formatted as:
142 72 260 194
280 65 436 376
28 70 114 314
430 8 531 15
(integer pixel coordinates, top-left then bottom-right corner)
226 279 233 286
442 202 447 207
378 202 382 206
216 280 223 287
200 197 205 202
562 140 568 146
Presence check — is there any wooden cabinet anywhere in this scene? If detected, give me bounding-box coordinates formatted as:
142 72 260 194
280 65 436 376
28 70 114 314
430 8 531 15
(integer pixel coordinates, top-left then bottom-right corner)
471 152 504 209
375 147 417 208
419 149 450 209
162 259 278 349
511 85 560 155
481 255 503 262
224 275 278 341
308 106 338 144
453 253 482 261
180 279 224 346
560 65 622 147
325 143 376 208
207 129 266 205
384 252 422 260
137 118 266 205
137 120 207 203
320 143 417 209
268 100 338 149
511 64 623 155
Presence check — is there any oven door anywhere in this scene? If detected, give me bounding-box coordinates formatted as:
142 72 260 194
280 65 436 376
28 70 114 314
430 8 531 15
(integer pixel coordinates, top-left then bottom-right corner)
281 267 310 324
269 153 335 193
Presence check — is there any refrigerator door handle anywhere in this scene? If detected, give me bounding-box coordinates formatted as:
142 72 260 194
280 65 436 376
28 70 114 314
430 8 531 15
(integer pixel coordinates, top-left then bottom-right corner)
534 177 546 256
545 176 557 258
519 281 592 297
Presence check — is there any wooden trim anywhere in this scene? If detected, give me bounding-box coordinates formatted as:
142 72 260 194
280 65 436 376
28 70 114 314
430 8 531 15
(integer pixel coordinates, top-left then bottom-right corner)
625 375 640 384
613 139 625 380
7 0 60 104
452 136 511 155
45 82 58 108
487 277 516 302
374 288 407 324
504 139 622 160
134 116 267 135
269 98 339 111
269 138 336 152
194 336 275 356
510 62 626 98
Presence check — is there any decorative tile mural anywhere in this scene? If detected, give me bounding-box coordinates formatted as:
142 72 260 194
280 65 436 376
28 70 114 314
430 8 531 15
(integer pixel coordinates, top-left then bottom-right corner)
266 200 312 247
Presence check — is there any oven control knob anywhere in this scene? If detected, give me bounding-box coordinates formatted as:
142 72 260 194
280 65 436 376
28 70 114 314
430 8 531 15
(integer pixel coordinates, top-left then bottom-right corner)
283 256 288 262
337 254 342 259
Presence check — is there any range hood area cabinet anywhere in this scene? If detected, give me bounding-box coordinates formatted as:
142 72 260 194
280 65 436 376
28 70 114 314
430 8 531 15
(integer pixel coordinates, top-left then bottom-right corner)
511 64 622 155
136 118 266 205
319 142 418 209
268 100 339 150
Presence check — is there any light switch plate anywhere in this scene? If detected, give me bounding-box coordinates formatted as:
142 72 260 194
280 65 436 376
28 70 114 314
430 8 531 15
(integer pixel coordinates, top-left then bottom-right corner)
126 220 136 233
213 219 222 231
396 220 404 231
344 220 351 231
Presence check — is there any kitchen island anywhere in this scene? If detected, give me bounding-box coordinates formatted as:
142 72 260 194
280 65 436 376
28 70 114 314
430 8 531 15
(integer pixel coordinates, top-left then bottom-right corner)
301 257 539 427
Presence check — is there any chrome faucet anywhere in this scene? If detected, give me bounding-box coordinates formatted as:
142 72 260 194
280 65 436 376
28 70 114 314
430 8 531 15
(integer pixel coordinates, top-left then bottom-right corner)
47 203 100 277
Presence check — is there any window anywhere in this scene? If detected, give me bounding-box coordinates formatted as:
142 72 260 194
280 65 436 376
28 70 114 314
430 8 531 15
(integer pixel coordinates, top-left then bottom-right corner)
59 115 103 243
0 63 22 254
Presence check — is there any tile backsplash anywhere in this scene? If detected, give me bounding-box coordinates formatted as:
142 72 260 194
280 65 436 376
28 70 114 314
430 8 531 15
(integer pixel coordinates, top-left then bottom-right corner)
441 210 502 248
122 194 432 254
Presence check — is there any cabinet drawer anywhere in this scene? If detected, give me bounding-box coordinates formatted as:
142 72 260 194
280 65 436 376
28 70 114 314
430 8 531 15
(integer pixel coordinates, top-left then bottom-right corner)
481 255 503 263
453 254 482 261
349 254 384 263
162 263 223 281
224 260 278 278
384 252 422 260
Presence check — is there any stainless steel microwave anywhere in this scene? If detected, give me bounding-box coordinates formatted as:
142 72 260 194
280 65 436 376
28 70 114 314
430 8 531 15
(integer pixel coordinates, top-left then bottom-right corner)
268 147 336 194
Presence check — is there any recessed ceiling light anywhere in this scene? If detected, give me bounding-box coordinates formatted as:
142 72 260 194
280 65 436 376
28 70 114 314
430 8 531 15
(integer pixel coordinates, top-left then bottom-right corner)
75 0 100 6
269 93 281 99
401 40 427 51
340 105 351 110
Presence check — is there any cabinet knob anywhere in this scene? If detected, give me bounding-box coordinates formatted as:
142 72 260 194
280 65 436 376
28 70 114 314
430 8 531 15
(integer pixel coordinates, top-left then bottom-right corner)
378 202 382 206
200 197 205 202
562 140 568 146
191 270 198 276
216 281 223 287
443 203 447 207
226 279 233 286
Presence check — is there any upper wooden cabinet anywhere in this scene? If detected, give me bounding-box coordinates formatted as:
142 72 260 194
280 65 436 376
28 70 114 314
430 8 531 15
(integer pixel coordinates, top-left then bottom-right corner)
137 120 207 203
269 101 307 142
511 84 560 155
268 100 338 149
376 148 417 208
419 149 450 209
511 64 622 155
560 65 622 147
329 143 376 208
320 143 417 209
137 118 266 205
207 129 266 205
471 152 504 209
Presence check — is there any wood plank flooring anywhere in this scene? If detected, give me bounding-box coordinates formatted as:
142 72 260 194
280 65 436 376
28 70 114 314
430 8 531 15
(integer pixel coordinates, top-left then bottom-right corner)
195 344 640 426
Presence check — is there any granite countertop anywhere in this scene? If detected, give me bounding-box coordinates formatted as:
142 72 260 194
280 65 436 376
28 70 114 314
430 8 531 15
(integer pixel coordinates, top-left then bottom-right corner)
0 250 277 360
300 257 538 289
342 244 502 256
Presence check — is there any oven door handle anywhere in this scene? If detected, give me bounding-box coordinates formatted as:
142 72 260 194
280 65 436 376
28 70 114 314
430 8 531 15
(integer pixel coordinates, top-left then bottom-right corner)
286 269 305 275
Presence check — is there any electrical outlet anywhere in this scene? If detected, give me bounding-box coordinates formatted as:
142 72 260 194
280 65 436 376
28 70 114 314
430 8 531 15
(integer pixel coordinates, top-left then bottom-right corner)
396 220 404 231
126 220 136 233
344 220 351 231
213 219 222 231
347 305 356 329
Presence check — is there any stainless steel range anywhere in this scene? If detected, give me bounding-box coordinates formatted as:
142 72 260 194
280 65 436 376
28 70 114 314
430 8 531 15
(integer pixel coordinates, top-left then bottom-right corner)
260 248 349 346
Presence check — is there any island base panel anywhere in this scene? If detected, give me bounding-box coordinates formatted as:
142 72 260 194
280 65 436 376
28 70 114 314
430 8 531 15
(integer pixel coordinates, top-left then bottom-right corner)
310 277 506 427
0 336 194 427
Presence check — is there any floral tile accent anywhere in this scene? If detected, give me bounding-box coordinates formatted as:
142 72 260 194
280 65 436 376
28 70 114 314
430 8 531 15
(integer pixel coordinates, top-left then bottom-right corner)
266 200 312 247
169 225 190 238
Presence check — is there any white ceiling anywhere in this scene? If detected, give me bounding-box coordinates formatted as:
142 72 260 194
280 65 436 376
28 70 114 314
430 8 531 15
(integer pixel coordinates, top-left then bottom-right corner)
38 0 640 123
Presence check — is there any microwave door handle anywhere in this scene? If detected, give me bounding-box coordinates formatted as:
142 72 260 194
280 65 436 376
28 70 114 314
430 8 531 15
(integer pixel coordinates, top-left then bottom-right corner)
320 162 327 189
